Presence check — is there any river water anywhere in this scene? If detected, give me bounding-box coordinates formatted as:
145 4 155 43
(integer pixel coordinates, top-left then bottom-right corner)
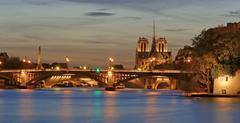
0 88 239 123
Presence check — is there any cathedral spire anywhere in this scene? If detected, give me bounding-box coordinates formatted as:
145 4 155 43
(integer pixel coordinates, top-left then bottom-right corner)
153 19 156 40
150 19 157 55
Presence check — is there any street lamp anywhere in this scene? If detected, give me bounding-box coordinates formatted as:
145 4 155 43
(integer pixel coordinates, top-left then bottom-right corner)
108 57 114 70
22 57 31 69
27 60 32 64
0 61 2 69
187 59 191 63
65 56 70 69
22 59 26 63
55 66 60 70
149 57 155 70
109 57 114 62
137 68 142 71
65 56 70 62
106 57 115 89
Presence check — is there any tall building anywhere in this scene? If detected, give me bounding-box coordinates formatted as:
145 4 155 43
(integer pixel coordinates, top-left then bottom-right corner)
135 21 172 70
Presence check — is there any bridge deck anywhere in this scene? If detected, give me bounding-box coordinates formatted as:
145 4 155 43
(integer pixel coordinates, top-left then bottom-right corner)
0 69 193 74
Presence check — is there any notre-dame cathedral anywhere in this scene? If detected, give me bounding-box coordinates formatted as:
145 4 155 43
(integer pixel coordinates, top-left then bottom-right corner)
135 22 172 70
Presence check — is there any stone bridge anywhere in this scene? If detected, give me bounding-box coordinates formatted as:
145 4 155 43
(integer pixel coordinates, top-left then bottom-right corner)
0 69 193 89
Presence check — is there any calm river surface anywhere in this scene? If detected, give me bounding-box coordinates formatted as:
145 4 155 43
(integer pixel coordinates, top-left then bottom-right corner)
0 88 239 123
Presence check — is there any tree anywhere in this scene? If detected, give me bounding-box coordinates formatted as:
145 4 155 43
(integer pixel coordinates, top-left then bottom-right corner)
112 64 124 70
4 57 22 69
191 29 240 93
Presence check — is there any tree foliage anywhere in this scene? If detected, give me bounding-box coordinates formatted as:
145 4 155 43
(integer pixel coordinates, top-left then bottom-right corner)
3 57 22 69
112 64 124 70
191 29 240 92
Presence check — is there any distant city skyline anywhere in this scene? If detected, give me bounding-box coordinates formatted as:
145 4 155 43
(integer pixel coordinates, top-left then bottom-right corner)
0 0 240 68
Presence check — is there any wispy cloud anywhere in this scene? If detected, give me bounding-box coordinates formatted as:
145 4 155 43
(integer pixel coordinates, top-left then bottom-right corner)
82 40 125 46
163 28 191 32
23 0 57 5
84 41 106 44
225 10 240 18
96 8 110 11
123 16 142 20
85 12 115 17
23 34 43 40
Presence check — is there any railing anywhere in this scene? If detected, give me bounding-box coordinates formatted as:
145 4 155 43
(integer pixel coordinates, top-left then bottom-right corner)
0 69 193 74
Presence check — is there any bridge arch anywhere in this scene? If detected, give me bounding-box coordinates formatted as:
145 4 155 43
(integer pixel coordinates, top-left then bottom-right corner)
115 73 191 90
26 72 107 88
0 74 12 81
116 73 189 83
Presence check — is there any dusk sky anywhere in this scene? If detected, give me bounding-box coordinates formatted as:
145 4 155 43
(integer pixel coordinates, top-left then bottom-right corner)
0 0 240 68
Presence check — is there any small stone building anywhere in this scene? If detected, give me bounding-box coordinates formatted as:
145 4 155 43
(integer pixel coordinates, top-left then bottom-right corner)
214 70 240 95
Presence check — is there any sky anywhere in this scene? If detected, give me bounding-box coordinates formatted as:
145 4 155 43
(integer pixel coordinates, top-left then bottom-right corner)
0 0 240 68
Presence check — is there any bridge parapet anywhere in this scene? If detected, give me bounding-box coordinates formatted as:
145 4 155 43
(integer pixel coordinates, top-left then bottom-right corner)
0 69 194 88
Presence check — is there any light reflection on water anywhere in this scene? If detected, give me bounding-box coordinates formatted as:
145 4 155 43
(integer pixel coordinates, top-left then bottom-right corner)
145 94 158 123
19 93 33 123
61 96 73 123
0 88 239 123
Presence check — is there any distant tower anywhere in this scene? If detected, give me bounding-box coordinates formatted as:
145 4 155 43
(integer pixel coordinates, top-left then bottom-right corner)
137 37 149 52
135 37 149 69
156 37 167 52
36 46 44 70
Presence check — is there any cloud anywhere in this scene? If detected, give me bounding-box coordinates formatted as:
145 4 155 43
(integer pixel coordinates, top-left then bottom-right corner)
163 28 191 32
85 12 115 17
23 0 57 5
84 41 106 44
82 40 124 46
225 10 240 18
61 0 131 4
96 8 110 11
123 16 142 20
23 34 43 40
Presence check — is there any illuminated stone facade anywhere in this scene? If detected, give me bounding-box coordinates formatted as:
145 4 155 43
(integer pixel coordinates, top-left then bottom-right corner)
175 45 193 64
214 70 240 95
135 22 172 70
209 22 240 33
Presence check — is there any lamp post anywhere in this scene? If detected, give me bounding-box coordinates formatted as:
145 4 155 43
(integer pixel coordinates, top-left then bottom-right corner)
106 57 116 91
0 61 2 69
108 57 114 70
22 57 32 69
186 58 191 63
150 57 155 70
27 60 32 64
65 56 70 69
55 66 60 71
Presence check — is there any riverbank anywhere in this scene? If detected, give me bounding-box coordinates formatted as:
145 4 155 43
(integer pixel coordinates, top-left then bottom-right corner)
184 93 240 98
